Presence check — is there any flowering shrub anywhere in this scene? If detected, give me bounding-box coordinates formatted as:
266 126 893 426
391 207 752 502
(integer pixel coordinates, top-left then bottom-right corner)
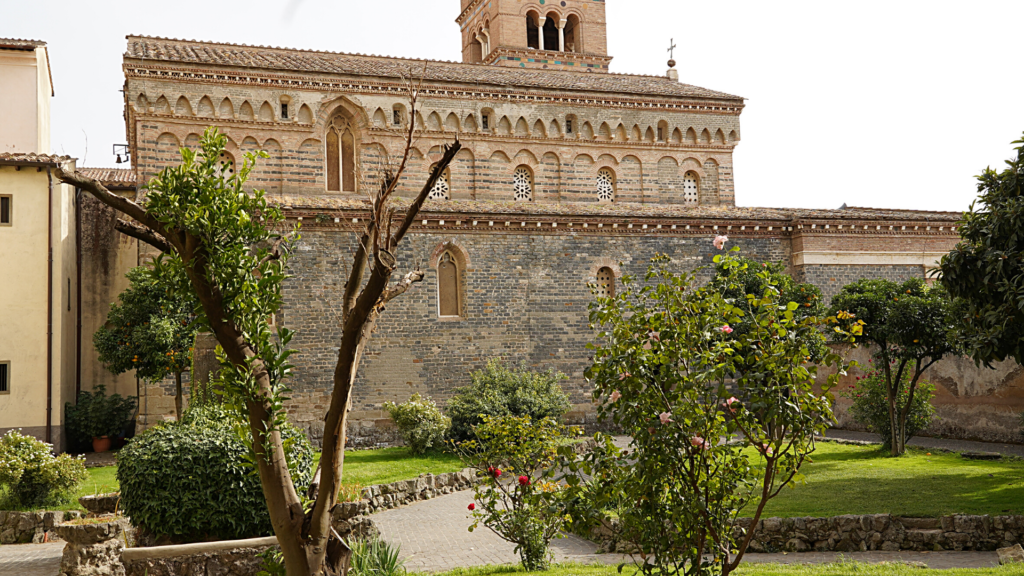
0 430 87 509
841 366 935 446
383 394 451 455
447 359 570 443
574 247 859 576
456 415 580 570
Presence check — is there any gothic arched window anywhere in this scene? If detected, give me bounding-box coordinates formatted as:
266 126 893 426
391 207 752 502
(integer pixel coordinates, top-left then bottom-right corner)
683 171 699 205
438 252 461 317
597 168 615 203
513 166 534 201
428 166 451 200
595 267 615 298
327 116 356 192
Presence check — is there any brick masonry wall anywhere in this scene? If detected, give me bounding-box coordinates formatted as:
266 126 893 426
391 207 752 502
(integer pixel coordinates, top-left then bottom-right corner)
794 264 925 304
278 228 788 446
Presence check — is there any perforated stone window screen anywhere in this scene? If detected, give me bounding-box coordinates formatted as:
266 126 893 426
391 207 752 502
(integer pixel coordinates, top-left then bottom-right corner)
595 267 615 298
683 172 699 205
216 152 235 178
597 169 615 203
428 169 451 200
513 166 533 201
438 252 460 317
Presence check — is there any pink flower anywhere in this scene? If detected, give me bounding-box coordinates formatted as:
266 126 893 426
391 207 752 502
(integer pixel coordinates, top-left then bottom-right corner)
610 390 622 402
719 325 734 334
468 503 476 511
648 331 661 342
643 341 653 350
724 397 739 412
518 475 531 486
713 235 729 250
690 436 711 450
759 443 774 456
618 372 631 381
659 412 674 425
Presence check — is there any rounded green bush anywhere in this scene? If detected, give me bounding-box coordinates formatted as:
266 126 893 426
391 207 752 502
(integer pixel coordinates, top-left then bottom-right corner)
116 411 313 542
447 359 571 443
0 429 87 509
384 393 451 455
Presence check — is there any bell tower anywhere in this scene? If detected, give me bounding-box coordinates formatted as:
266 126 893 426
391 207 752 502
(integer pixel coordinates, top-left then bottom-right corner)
457 0 612 72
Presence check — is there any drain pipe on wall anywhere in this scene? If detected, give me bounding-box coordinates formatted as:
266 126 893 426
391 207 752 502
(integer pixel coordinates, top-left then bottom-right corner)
45 166 54 444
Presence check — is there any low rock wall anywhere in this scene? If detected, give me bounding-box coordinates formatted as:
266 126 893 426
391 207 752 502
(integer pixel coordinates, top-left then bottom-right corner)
0 510 83 544
591 514 1024 554
122 543 272 576
355 469 477 514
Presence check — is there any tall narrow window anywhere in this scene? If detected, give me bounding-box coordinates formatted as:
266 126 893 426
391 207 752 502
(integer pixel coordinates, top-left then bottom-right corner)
327 116 357 192
393 109 402 125
0 195 10 225
566 119 573 134
0 362 8 394
597 169 616 203
595 267 615 298
482 115 490 130
281 103 289 119
683 171 699 205
438 252 460 317
513 166 534 201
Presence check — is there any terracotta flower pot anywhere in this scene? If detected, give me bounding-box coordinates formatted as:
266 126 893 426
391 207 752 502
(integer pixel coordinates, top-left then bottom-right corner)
92 436 112 453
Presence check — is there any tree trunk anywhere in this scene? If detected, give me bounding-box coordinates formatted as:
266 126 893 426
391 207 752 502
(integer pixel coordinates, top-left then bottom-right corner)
174 371 183 421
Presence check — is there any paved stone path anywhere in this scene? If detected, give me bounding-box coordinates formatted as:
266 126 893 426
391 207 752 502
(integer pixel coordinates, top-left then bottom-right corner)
375 489 1001 573
0 542 62 576
825 429 1024 458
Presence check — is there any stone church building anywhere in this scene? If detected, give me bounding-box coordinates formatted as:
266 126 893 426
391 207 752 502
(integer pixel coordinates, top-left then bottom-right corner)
70 0 1022 446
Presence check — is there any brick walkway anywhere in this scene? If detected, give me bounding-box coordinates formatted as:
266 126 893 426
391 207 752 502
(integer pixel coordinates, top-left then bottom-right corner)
0 542 62 576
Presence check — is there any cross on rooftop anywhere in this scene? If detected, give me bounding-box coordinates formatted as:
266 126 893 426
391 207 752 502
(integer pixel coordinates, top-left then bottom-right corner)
667 38 677 60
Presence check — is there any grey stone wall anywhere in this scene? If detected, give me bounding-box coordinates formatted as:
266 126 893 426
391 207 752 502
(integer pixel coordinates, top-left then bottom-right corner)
278 228 788 446
794 264 925 304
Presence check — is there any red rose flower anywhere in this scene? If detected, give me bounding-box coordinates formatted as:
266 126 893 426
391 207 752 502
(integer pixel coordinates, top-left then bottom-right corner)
518 475 530 486
468 503 476 511
494 468 502 478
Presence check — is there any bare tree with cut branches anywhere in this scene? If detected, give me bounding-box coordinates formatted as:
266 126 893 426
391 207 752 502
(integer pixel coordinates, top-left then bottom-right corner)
57 85 461 576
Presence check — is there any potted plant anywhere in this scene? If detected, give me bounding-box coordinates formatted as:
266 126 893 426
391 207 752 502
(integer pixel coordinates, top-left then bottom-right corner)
66 385 137 453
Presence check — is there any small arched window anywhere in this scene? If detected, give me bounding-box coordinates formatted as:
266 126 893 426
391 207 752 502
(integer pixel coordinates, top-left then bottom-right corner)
595 267 615 298
683 171 699 205
597 168 615 203
526 12 541 49
327 116 356 192
513 166 534 201
438 252 461 317
428 166 451 200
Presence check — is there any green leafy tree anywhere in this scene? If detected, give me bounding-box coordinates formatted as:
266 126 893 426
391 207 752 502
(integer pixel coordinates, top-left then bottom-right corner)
576 247 858 576
94 267 196 420
940 134 1024 365
830 278 961 456
57 98 460 574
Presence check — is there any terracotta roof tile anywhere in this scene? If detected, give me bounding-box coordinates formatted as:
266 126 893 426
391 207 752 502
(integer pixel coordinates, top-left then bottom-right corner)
269 195 962 223
80 167 137 189
125 36 743 101
0 38 46 50
0 152 72 165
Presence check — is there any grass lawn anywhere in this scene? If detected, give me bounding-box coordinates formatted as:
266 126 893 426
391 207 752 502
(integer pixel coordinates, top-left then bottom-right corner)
414 562 1022 576
744 442 1024 518
0 465 119 512
316 447 465 489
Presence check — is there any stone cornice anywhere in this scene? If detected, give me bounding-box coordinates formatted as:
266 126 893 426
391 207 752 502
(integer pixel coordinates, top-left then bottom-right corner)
482 47 613 70
457 0 487 25
124 64 744 115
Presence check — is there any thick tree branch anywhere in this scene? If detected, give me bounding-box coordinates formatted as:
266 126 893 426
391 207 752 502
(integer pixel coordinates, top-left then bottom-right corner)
392 140 462 247
383 269 425 304
343 223 374 319
54 161 181 252
114 219 172 253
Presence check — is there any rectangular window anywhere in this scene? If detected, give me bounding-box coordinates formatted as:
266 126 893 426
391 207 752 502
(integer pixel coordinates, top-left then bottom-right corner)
393 110 401 125
281 103 289 119
482 115 489 130
0 362 8 394
0 195 10 225
566 119 574 134
657 128 665 141
68 279 71 311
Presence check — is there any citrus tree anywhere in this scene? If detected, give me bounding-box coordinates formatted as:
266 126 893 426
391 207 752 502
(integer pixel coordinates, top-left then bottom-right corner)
829 278 961 456
940 134 1024 365
94 266 196 419
578 242 859 576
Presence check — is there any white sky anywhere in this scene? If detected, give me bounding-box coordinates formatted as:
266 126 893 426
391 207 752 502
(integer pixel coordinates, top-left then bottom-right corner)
4 0 1023 212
